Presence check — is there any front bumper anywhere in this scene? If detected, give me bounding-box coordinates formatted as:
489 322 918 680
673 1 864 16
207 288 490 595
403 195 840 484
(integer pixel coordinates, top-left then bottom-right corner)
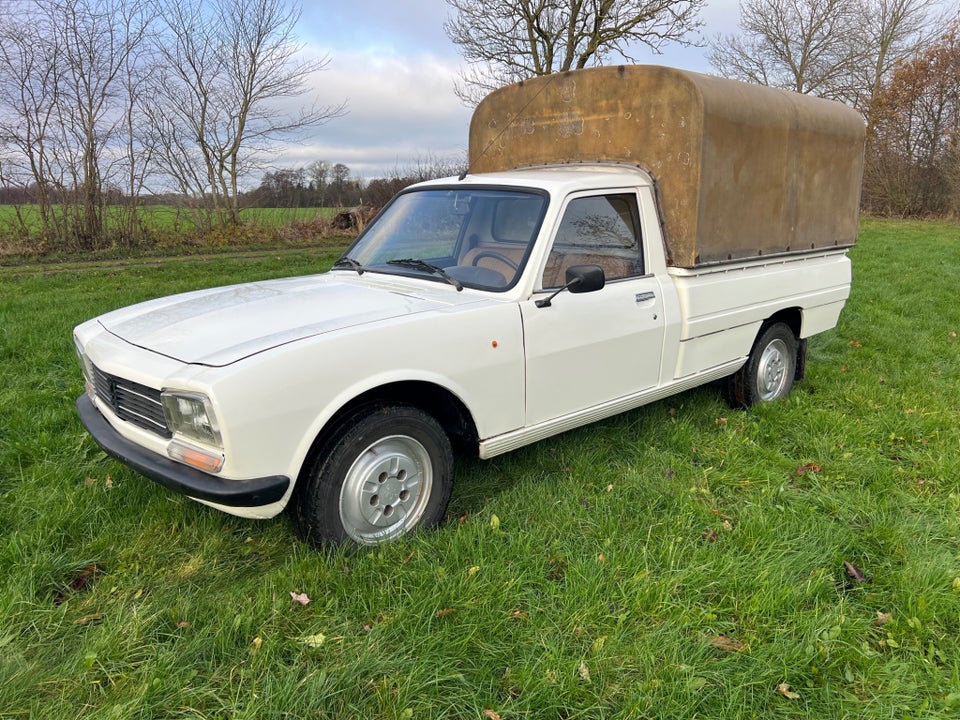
77 395 290 507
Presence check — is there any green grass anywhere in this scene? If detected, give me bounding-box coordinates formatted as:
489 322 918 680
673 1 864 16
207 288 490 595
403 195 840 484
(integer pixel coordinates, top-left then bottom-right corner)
1 217 959 718
0 204 338 235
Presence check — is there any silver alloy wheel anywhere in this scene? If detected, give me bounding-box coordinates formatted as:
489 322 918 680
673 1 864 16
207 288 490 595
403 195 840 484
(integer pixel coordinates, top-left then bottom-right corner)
339 434 433 544
756 338 789 401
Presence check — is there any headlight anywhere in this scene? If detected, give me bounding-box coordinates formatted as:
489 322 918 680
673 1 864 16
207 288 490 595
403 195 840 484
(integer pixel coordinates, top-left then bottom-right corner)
161 391 223 448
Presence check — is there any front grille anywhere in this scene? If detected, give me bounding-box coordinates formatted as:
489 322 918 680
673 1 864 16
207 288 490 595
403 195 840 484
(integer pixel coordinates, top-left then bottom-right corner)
91 365 171 438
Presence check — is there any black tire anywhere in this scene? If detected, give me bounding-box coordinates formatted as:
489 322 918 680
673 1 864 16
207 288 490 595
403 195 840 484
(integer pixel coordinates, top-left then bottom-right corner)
291 404 453 547
726 322 798 409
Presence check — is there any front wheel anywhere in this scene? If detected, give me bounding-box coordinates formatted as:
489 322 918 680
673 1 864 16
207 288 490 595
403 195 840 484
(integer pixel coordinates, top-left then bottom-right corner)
726 322 798 408
292 404 453 546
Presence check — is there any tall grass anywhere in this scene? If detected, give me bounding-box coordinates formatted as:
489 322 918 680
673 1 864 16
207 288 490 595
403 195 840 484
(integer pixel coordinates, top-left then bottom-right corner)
1 218 958 718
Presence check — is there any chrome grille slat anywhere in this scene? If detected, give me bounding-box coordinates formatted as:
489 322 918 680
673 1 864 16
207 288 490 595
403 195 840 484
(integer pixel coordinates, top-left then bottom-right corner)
91 365 171 438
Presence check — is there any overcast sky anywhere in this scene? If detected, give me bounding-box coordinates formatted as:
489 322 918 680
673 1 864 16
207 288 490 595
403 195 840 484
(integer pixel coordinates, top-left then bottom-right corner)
281 1 742 179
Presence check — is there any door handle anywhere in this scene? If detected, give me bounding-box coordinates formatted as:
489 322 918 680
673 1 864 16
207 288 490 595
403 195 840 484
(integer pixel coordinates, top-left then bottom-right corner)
635 291 656 302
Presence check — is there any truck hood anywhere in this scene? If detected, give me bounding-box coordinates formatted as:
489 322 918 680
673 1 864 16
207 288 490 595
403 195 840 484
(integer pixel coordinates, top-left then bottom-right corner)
97 273 475 366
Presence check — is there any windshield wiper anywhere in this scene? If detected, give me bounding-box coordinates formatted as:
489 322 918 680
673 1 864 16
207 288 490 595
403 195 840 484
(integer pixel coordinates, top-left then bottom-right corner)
332 256 366 275
386 258 463 291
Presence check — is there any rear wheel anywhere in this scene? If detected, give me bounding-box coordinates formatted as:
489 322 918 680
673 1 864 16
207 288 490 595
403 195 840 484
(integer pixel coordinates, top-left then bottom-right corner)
292 404 453 546
727 322 798 408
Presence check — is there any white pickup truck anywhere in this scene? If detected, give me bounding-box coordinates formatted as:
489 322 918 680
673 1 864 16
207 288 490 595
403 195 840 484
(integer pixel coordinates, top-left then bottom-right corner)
74 66 865 546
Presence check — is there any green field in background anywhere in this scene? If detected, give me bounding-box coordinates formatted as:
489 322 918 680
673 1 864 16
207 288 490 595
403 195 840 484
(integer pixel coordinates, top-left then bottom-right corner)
0 204 339 233
1 218 958 718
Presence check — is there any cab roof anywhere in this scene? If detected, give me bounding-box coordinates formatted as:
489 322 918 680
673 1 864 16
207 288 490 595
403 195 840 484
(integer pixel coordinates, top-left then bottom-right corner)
414 162 655 197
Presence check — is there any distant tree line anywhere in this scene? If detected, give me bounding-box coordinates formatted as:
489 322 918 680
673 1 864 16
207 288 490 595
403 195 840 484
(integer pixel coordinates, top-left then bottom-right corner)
247 154 468 210
251 161 359 209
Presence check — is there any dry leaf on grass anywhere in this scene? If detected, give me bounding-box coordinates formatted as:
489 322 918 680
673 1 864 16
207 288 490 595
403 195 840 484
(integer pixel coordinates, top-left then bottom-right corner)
578 660 591 683
843 561 868 584
709 635 745 653
55 563 106 605
777 683 801 700
483 710 502 720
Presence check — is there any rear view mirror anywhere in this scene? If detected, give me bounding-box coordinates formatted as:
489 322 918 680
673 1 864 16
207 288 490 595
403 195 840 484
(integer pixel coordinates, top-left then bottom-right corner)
535 264 606 308
566 264 605 293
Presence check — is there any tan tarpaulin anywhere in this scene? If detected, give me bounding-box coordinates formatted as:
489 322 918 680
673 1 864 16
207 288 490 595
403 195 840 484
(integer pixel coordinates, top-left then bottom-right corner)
469 65 865 268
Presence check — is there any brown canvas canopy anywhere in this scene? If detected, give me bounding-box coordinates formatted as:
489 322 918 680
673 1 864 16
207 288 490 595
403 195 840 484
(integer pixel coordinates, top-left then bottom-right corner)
469 65 865 268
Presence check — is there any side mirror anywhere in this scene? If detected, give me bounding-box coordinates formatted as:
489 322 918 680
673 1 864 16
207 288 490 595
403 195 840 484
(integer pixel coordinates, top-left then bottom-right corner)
535 264 606 308
566 264 605 294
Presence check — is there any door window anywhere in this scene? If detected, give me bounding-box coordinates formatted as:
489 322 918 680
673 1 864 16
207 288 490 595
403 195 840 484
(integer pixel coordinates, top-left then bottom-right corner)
542 193 643 289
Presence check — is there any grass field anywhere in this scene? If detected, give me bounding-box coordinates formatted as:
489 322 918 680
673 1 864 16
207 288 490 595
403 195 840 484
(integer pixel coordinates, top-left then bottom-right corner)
1 218 959 718
0 204 338 234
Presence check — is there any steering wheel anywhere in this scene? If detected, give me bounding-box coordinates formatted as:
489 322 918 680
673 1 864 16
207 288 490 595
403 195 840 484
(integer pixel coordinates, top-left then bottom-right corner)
471 250 519 271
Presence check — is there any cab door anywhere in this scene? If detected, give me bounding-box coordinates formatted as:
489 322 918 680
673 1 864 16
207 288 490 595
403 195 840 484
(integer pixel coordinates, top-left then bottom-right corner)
521 191 666 426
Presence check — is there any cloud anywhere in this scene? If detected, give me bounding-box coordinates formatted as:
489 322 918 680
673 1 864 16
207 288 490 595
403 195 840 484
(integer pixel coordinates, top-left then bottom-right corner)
274 48 471 179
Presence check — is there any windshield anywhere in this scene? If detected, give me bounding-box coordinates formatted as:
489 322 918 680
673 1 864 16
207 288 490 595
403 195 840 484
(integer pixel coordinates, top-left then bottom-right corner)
337 187 547 291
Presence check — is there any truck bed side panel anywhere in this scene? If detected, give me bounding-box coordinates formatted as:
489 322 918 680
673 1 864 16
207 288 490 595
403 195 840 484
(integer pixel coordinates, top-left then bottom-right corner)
668 250 851 378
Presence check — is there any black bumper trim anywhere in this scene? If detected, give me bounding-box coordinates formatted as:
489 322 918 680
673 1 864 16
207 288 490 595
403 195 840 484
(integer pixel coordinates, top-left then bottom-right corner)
77 395 290 507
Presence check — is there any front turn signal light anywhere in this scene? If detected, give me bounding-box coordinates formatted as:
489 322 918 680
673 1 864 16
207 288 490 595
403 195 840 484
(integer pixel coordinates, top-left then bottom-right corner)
168 439 224 474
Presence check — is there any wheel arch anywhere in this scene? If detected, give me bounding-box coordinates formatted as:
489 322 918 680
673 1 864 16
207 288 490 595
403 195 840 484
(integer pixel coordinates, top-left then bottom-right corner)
763 307 801 338
295 380 479 488
757 307 807 382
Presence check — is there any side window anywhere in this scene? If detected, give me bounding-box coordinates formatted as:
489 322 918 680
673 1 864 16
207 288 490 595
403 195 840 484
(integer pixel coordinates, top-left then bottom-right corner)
541 193 643 289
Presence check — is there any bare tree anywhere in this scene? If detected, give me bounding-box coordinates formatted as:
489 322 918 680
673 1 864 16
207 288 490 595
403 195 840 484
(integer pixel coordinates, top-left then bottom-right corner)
850 0 944 118
307 159 329 207
115 0 156 242
0 13 62 239
45 0 151 244
147 0 344 225
708 0 858 97
444 0 705 104
331 162 349 207
709 0 941 109
402 151 469 182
